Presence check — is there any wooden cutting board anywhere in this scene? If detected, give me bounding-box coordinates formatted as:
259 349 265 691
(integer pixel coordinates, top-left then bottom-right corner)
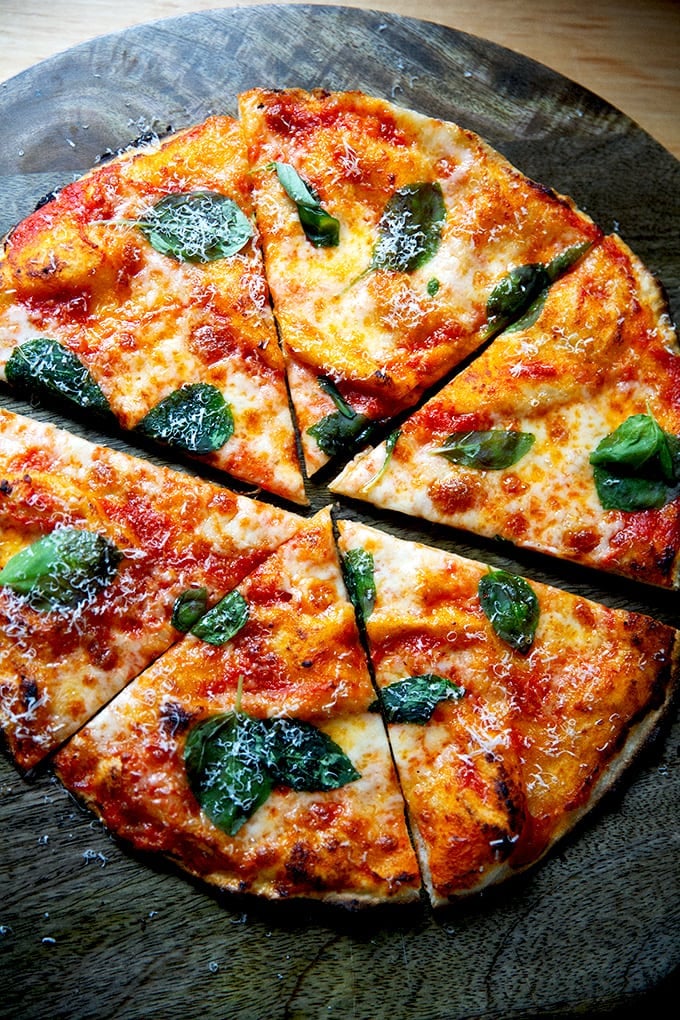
1 6 678 1018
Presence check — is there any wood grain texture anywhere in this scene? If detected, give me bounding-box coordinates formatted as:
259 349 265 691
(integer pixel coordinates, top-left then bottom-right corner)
0 7 679 1018
2 0 679 160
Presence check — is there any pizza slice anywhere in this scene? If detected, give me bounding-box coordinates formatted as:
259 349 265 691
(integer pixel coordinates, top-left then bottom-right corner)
0 116 306 504
238 87 601 476
332 234 680 588
336 519 679 903
0 409 302 770
55 508 421 906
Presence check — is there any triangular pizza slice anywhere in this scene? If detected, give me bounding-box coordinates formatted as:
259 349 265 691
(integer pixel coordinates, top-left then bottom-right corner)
0 116 306 504
55 508 421 906
238 87 601 476
0 409 302 770
332 235 680 587
336 519 678 904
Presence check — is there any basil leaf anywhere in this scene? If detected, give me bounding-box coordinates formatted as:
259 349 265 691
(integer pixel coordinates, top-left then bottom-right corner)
370 182 445 274
427 277 440 296
342 547 376 622
478 569 539 654
5 338 113 420
485 243 592 339
591 468 671 512
360 428 401 493
589 414 680 511
136 383 234 454
485 264 551 338
184 710 361 835
590 414 669 472
184 712 272 835
265 718 360 791
435 429 535 470
371 674 465 725
307 377 376 456
297 204 341 248
269 161 318 207
545 241 593 282
316 376 356 419
505 289 548 333
172 587 208 632
136 191 253 263
270 162 339 247
191 589 249 646
0 527 122 612
307 411 374 457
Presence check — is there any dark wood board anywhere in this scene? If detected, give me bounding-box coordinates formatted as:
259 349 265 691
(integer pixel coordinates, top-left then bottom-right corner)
1 5 679 1018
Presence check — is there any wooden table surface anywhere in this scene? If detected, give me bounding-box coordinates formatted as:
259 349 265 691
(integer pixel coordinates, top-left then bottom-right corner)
1 4 679 1019
2 0 679 160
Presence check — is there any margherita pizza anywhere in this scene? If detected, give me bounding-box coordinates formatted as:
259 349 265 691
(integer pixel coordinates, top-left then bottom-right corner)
0 408 301 770
336 519 679 902
0 116 306 504
55 509 421 906
238 88 601 476
1 87 678 910
332 234 680 587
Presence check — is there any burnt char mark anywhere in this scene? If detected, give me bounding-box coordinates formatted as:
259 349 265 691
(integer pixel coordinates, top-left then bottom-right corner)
285 842 324 890
656 544 677 580
34 188 62 211
19 677 40 708
0 480 13 496
95 125 174 165
159 700 194 738
492 774 526 859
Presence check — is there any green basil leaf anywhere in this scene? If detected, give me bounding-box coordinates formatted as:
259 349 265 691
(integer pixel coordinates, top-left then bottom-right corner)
0 526 122 612
370 182 446 274
171 587 208 632
435 429 535 470
427 277 441 296
316 376 356 419
270 162 339 247
184 712 272 835
591 467 670 512
269 161 318 207
589 414 680 511
191 589 249 646
342 547 376 622
478 569 539 654
484 264 551 338
297 204 341 247
307 411 374 457
545 240 593 282
590 414 668 471
136 383 234 454
136 191 253 263
264 718 360 791
307 377 376 456
360 428 401 493
505 288 548 333
5 338 113 420
184 709 361 835
370 674 465 724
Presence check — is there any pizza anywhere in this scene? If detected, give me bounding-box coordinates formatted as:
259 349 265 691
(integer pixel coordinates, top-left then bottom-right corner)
335 519 679 903
51 509 678 905
0 408 301 770
0 116 306 505
0 86 678 910
332 234 680 588
238 88 602 476
55 508 421 906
